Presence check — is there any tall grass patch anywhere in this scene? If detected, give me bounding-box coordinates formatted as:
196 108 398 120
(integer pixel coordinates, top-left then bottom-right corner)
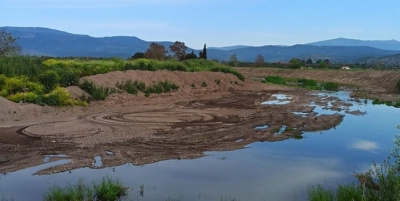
44 177 125 201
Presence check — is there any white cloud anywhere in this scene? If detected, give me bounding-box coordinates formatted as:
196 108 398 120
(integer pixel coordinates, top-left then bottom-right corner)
350 140 379 152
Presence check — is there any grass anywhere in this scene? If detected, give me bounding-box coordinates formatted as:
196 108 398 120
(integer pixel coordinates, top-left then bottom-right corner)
372 98 400 108
0 56 244 106
263 75 340 91
43 177 125 201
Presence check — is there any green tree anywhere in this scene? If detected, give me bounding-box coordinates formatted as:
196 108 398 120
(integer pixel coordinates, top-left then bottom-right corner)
229 54 238 67
289 58 302 69
255 54 265 66
144 43 168 60
184 51 198 60
129 52 144 60
169 41 187 61
0 28 21 56
305 58 313 64
199 44 207 59
318 61 328 68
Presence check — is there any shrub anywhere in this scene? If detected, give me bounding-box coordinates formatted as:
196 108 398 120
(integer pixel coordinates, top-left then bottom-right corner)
298 78 318 88
79 80 110 101
201 81 207 87
144 81 179 95
38 70 60 92
8 92 39 103
58 70 79 87
3 77 25 95
265 76 286 85
43 87 74 106
323 82 339 91
396 79 400 93
0 74 6 89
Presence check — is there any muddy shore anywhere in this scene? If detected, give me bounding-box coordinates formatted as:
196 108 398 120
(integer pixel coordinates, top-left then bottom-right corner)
1 68 399 175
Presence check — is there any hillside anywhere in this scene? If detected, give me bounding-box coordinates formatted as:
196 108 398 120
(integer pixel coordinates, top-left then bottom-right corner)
308 38 400 51
3 26 400 63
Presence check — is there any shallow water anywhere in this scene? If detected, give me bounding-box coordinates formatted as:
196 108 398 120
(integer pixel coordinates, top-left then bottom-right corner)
1 91 399 201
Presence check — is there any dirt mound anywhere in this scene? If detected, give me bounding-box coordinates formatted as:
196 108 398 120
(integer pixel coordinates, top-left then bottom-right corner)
81 70 242 91
0 97 42 122
236 68 400 93
66 86 91 100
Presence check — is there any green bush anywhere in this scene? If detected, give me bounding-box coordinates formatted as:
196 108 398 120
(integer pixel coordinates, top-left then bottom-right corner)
58 70 79 87
265 76 286 85
323 82 339 91
3 77 25 95
144 81 179 95
79 80 110 101
0 74 6 89
43 87 74 106
298 78 318 88
39 70 60 92
8 92 39 103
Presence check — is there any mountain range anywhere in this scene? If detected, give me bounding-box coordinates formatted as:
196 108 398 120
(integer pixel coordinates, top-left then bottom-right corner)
3 26 400 64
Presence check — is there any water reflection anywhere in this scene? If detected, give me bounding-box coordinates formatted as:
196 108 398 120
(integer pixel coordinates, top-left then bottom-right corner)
350 140 379 152
1 91 399 201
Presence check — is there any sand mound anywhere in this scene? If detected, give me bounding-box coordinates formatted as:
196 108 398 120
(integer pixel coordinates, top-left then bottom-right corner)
0 97 42 122
66 86 91 100
80 70 242 92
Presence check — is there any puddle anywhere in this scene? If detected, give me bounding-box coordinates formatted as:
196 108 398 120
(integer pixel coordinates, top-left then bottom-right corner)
262 94 292 105
254 125 269 130
275 125 287 135
2 90 399 201
235 139 244 143
43 154 68 163
94 156 102 167
292 112 308 117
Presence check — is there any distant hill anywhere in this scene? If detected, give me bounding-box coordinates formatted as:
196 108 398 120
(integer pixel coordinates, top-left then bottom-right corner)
362 53 400 67
208 45 251 51
207 45 400 63
3 27 400 64
308 38 400 51
3 26 177 58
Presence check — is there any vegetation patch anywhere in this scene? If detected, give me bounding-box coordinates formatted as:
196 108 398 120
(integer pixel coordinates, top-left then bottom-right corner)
396 79 400 93
44 177 126 201
372 98 400 108
144 81 179 96
263 75 340 91
79 80 112 101
0 56 244 106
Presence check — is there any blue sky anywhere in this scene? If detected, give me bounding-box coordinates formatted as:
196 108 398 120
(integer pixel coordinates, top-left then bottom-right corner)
1 0 399 48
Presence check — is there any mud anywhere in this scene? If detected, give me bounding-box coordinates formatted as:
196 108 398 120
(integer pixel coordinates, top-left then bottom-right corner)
0 69 380 175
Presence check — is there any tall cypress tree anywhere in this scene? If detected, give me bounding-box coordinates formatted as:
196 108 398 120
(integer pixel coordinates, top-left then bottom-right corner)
202 44 207 60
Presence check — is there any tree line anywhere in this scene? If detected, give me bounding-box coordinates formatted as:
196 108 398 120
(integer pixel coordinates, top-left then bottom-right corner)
130 42 207 61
